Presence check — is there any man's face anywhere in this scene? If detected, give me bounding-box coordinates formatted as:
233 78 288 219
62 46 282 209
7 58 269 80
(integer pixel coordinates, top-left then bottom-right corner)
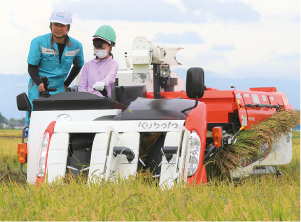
51 23 69 38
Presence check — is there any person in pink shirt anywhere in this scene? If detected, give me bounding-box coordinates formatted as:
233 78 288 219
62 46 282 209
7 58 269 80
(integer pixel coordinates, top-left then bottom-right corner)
78 25 118 98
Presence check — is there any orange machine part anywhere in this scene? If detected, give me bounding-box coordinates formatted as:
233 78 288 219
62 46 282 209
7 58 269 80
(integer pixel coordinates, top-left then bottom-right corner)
249 87 277 92
212 127 222 147
185 102 208 185
17 143 27 163
147 88 290 130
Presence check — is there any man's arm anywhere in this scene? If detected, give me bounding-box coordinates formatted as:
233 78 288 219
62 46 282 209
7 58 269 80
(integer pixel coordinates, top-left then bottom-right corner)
28 64 43 86
64 66 82 87
27 37 45 91
64 43 84 87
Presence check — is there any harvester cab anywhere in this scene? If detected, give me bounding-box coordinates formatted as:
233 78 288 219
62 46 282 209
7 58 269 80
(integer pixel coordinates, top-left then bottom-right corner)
16 36 293 186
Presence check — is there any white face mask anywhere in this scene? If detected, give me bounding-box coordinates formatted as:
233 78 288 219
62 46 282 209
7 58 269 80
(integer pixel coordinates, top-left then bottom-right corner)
94 49 107 58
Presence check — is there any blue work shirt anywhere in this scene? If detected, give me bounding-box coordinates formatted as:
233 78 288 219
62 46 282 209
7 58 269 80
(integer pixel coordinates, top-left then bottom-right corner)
26 33 84 125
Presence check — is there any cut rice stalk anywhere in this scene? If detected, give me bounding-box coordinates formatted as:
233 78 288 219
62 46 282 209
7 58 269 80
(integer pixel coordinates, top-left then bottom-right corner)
206 109 300 179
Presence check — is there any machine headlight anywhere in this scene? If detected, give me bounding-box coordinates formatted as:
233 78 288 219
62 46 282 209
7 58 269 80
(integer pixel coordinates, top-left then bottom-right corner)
188 130 201 177
37 132 50 178
37 166 45 178
41 138 49 150
40 150 47 158
160 64 170 78
39 157 46 165
35 121 56 184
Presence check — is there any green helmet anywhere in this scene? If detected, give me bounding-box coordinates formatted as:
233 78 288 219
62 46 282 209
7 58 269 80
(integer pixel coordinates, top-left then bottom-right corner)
93 25 116 45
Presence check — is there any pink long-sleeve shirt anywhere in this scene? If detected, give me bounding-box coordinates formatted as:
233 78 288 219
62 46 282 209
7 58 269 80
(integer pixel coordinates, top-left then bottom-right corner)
78 57 119 98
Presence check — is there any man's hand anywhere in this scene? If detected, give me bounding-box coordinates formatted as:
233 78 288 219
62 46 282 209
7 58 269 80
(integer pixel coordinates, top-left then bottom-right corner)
64 85 68 92
93 81 105 91
38 83 45 92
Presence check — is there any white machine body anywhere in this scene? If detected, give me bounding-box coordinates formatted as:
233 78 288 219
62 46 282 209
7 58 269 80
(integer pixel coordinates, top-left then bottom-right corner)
27 109 121 183
27 109 293 185
231 133 292 178
28 112 193 187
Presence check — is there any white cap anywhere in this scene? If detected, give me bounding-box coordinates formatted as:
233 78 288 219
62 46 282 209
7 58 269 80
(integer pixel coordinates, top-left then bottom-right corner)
49 5 72 25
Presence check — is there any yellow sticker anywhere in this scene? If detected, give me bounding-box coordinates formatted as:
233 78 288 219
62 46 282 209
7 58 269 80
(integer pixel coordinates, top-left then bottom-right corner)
237 99 242 110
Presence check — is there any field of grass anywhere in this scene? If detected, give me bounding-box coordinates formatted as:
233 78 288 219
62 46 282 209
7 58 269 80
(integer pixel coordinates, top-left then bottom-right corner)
0 129 26 170
0 129 23 138
0 129 300 221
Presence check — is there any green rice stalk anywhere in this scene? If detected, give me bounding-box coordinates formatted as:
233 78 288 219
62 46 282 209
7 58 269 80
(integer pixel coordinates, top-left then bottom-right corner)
206 109 300 179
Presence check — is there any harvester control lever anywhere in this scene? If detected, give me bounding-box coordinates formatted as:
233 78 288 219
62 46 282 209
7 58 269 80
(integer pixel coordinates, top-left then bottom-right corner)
113 147 135 163
39 76 57 98
230 126 245 145
162 146 178 162
204 145 216 162
95 85 108 97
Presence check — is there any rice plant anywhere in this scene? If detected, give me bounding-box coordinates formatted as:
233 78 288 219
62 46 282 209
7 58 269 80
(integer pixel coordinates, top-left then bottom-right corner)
0 127 299 221
206 109 300 178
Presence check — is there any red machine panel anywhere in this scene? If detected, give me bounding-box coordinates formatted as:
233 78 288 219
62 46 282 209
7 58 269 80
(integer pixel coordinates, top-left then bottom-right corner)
240 91 275 128
147 88 291 130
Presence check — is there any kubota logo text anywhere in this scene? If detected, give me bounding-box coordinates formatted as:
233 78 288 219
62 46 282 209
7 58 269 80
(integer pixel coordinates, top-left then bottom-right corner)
138 121 178 129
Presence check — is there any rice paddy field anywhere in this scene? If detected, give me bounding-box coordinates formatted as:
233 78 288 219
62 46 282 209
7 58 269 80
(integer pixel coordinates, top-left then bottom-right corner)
0 129 300 221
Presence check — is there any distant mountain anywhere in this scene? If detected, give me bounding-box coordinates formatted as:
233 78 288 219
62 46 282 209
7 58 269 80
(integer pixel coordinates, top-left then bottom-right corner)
0 70 300 119
0 74 29 119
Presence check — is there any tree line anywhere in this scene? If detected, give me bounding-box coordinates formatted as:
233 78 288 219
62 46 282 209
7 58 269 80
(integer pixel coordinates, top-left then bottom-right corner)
0 112 26 129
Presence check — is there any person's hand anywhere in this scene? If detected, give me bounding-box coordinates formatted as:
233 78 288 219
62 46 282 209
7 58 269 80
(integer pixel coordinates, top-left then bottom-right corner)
64 85 68 92
93 81 105 91
38 83 45 92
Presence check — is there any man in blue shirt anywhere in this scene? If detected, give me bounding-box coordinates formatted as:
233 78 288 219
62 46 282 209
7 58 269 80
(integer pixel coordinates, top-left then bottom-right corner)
26 5 84 125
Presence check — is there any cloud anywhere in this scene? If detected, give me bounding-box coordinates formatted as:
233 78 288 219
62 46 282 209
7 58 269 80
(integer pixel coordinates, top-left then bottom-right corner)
184 1 261 23
195 50 228 65
154 31 205 44
7 11 27 31
63 0 261 24
291 14 300 23
177 49 300 81
276 53 301 61
174 48 231 75
64 0 190 23
232 57 300 80
212 44 236 51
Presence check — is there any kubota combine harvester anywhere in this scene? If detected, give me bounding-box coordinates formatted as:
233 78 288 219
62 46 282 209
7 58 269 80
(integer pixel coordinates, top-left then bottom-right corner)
16 37 292 187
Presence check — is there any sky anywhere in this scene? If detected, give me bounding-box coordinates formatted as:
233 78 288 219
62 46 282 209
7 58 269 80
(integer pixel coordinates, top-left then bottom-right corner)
0 0 300 118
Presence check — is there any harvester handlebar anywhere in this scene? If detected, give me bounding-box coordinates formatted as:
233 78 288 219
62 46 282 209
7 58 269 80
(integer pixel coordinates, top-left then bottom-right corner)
245 103 280 109
39 76 57 98
162 146 178 163
94 85 108 97
113 147 135 163
162 146 178 154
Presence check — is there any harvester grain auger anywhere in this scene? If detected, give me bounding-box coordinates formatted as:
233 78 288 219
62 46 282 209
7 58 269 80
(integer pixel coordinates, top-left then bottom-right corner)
16 36 293 187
